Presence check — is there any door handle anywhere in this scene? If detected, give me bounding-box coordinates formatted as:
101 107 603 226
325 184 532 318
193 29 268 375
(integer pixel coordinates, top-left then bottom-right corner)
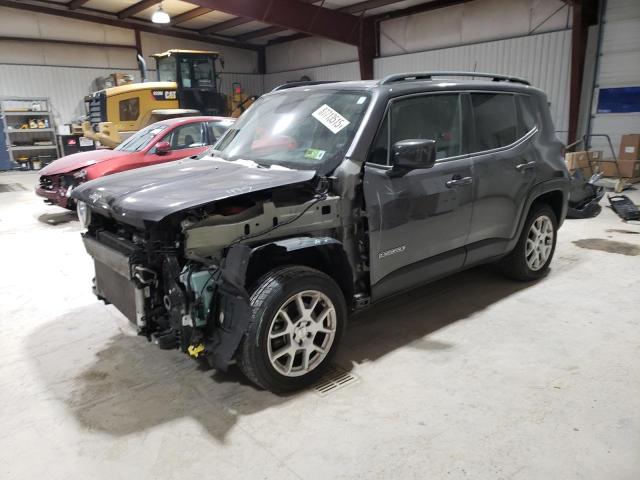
516 161 537 172
445 175 473 188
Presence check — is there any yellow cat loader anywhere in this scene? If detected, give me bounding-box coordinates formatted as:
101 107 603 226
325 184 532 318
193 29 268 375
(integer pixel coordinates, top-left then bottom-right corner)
82 50 229 148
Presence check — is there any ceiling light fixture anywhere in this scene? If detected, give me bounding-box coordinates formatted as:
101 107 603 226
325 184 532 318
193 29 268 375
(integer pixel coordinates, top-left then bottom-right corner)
152 3 170 24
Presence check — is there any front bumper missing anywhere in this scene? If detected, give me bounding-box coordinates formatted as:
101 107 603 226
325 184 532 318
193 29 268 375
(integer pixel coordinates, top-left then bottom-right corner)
82 235 146 328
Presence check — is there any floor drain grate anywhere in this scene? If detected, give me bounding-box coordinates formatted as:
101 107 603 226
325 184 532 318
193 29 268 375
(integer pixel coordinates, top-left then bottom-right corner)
0 183 27 193
312 364 360 396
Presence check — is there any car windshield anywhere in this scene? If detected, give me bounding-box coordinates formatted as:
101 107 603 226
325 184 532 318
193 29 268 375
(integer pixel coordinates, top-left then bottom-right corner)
214 89 371 173
115 124 168 152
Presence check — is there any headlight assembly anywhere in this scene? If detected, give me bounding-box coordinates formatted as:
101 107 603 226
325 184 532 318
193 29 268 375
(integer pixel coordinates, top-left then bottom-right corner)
77 201 92 227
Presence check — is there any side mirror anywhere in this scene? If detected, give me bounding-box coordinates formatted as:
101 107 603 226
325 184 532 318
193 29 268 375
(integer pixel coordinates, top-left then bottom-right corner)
155 141 171 155
391 139 436 173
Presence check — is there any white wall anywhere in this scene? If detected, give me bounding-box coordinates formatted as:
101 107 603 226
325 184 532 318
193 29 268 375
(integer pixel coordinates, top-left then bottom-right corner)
265 37 358 73
140 32 258 73
0 5 262 124
589 0 640 156
262 0 571 76
380 0 571 56
263 62 360 91
375 29 572 143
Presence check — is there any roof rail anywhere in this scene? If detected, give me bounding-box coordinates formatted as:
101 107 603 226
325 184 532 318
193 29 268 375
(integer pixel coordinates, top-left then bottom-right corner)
271 80 341 92
379 71 530 86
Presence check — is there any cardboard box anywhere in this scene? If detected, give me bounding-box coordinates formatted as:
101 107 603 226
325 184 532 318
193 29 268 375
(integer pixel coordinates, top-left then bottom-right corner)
565 151 590 171
594 159 619 177
588 150 603 162
617 159 640 178
619 134 640 161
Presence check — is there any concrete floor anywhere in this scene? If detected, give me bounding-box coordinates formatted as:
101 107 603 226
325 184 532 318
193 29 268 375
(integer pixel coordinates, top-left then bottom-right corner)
1 170 639 480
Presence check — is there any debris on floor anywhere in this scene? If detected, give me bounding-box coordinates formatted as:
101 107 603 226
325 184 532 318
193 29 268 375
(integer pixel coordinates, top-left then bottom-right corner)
608 194 640 221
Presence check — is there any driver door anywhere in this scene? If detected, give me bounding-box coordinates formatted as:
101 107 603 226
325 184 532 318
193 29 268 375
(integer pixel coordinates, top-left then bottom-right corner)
363 93 474 301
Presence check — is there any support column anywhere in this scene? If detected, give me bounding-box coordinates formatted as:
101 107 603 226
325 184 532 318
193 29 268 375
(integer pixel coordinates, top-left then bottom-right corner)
358 18 376 80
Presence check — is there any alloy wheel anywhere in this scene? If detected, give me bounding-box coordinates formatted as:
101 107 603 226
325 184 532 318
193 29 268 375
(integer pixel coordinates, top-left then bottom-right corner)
525 214 554 271
267 290 337 377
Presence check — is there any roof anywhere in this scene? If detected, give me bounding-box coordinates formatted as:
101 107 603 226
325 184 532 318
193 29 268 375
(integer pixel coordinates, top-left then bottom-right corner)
268 73 537 96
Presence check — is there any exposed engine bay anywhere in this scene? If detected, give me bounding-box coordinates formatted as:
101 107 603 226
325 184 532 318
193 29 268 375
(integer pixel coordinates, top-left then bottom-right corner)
81 181 346 370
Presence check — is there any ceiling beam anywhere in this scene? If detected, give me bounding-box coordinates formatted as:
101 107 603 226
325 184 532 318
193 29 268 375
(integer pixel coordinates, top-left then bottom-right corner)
117 0 160 20
170 6 211 25
370 0 475 21
199 0 319 35
0 0 262 51
67 0 90 9
266 0 474 45
187 0 365 45
236 0 408 42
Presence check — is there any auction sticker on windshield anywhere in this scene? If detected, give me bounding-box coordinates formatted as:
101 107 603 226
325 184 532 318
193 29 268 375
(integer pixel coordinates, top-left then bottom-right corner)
312 104 350 134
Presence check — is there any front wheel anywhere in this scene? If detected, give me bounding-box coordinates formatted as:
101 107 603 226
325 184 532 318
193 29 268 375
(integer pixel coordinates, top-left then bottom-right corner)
237 266 347 393
499 203 558 281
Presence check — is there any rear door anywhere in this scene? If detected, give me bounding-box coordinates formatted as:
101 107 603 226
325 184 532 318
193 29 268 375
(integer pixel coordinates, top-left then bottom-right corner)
465 92 539 263
363 92 474 300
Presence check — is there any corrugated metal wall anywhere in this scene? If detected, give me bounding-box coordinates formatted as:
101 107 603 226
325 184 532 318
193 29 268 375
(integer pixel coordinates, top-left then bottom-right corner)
0 64 142 125
263 62 360 92
375 29 572 143
0 64 263 125
589 0 640 156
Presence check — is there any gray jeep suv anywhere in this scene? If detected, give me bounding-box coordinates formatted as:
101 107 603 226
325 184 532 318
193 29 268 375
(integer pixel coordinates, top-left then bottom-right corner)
72 72 569 393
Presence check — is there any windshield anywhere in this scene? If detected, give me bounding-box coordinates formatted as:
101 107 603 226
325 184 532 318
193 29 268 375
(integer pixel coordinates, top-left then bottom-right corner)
115 124 168 152
214 90 371 173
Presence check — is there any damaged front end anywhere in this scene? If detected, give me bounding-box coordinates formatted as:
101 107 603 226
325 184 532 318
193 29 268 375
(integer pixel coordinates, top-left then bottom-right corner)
78 175 341 370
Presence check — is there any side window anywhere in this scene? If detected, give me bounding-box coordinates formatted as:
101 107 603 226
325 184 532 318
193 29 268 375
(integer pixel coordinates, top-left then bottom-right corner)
193 59 213 88
517 95 537 136
164 123 204 150
391 94 463 161
180 59 192 88
368 94 463 165
119 98 139 121
471 93 517 151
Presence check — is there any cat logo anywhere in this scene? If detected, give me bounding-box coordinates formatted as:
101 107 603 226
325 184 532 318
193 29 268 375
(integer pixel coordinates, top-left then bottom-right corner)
151 90 177 101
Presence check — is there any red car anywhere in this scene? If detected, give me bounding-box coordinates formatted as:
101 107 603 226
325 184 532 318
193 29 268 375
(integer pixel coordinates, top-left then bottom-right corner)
36 116 234 209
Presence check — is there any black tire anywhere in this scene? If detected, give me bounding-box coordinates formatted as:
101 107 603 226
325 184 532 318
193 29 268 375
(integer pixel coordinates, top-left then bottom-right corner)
499 203 558 281
237 266 347 393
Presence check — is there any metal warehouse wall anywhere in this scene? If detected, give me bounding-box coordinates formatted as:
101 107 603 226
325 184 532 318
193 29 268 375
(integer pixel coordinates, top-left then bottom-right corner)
0 64 263 126
263 61 360 92
375 29 572 143
0 5 263 125
265 29 571 143
589 0 640 155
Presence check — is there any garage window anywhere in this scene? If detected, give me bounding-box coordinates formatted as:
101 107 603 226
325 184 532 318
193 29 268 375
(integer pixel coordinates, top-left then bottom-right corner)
471 93 517 151
119 98 140 121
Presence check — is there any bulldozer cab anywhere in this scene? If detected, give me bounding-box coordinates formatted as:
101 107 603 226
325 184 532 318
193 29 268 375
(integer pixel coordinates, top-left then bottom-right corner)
152 50 226 116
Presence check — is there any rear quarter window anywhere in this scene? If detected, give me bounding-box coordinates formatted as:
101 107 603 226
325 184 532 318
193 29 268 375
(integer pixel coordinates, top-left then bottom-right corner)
471 93 517 151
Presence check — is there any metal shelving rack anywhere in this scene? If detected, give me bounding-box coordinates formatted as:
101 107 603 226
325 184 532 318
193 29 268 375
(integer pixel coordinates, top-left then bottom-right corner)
0 97 60 170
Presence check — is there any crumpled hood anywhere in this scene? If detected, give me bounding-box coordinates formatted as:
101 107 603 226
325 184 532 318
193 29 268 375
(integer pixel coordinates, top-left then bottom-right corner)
39 149 130 176
71 157 316 227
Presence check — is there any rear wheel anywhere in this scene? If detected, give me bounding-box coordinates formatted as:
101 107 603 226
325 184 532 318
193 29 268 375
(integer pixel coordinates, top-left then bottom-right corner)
499 203 558 281
237 266 346 393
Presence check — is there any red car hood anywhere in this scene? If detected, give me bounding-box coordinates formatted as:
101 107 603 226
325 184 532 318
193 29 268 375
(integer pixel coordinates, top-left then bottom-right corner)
39 149 132 176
